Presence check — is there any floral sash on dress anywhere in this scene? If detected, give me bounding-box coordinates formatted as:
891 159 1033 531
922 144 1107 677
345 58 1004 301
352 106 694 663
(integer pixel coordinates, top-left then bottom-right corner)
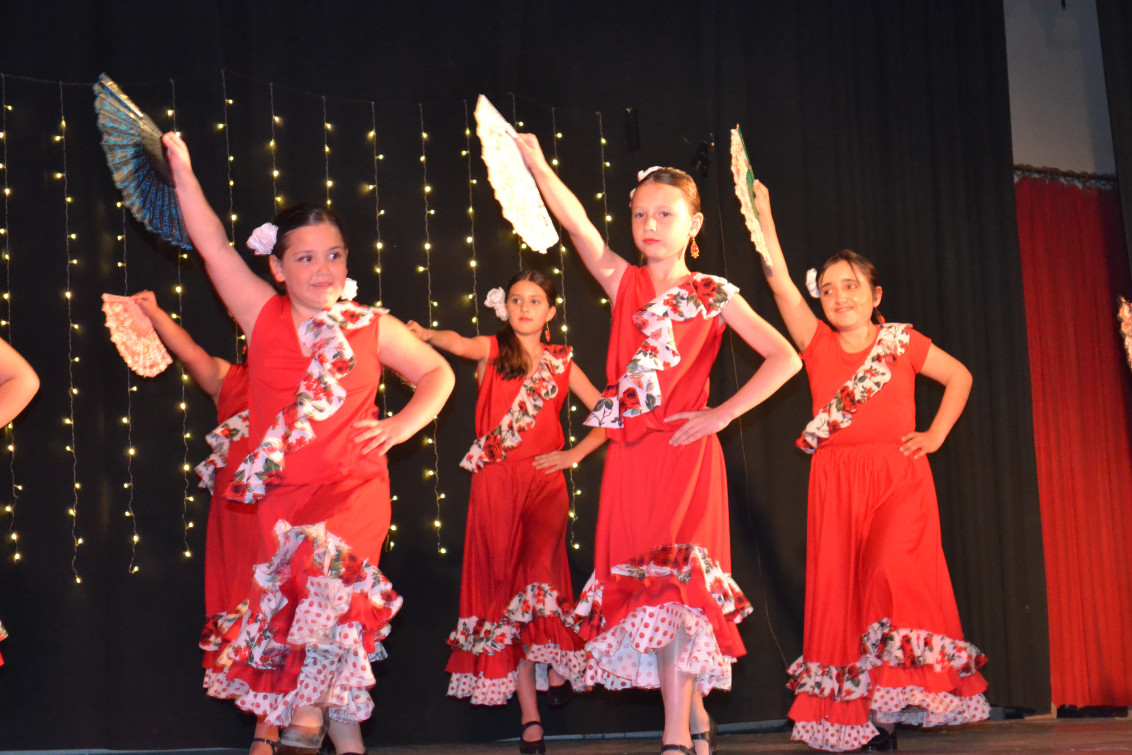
796 323 910 454
460 343 570 472
584 274 737 429
195 410 250 493
226 300 377 503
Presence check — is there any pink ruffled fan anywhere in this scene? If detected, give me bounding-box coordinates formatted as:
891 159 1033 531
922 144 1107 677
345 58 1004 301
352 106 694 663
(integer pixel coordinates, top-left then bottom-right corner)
101 294 172 377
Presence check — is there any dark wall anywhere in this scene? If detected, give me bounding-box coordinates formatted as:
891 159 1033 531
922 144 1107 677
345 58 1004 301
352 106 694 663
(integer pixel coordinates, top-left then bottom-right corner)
0 1 1048 748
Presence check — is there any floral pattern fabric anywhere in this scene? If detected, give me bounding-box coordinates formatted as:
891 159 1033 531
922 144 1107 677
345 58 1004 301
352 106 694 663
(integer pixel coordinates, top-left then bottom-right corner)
787 617 990 751
226 301 376 503
204 520 402 726
585 274 737 428
568 544 751 694
796 324 910 453
194 410 250 493
460 344 571 472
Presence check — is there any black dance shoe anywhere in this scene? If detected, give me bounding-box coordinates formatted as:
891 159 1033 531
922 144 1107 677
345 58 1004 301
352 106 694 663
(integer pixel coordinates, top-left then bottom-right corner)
519 721 546 754
858 726 898 752
546 681 575 709
690 714 717 754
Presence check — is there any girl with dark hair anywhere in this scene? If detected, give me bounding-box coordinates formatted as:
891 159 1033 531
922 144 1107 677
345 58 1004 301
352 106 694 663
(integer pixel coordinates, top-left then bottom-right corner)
516 136 801 755
408 269 604 754
162 132 454 755
752 181 988 752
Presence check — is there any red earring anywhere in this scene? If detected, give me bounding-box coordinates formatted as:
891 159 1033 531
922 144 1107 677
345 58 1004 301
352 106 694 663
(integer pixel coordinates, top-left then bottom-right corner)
544 324 551 342
689 237 700 259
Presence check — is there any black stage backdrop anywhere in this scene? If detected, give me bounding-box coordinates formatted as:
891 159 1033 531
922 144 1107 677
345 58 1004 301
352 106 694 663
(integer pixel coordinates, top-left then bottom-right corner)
0 1 1048 749
1098 0 1132 274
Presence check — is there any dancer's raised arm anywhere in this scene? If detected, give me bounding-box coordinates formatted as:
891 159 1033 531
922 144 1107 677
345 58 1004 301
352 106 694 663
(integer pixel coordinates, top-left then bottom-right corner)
752 181 819 352
132 290 230 403
514 133 628 299
162 132 275 334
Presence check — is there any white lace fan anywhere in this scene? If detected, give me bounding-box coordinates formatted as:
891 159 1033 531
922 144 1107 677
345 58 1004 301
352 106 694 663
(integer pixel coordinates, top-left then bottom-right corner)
101 294 173 377
474 95 558 253
730 125 771 267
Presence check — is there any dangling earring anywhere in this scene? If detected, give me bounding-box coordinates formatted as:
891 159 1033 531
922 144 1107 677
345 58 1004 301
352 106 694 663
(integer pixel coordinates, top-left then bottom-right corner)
689 236 700 259
544 324 551 342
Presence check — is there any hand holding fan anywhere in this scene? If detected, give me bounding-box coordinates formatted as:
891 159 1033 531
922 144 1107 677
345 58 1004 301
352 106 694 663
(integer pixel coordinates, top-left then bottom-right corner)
101 294 173 377
730 125 771 267
93 74 191 249
474 95 559 253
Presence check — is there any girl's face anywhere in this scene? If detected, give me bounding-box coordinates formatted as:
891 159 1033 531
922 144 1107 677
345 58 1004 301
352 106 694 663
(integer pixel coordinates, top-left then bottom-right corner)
630 181 703 262
506 280 556 338
268 222 348 318
818 260 882 333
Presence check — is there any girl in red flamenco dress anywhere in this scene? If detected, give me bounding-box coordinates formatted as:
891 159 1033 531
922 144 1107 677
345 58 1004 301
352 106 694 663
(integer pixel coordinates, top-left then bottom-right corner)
752 181 988 752
0 337 38 667
128 291 261 688
408 269 606 754
163 133 454 755
517 135 801 755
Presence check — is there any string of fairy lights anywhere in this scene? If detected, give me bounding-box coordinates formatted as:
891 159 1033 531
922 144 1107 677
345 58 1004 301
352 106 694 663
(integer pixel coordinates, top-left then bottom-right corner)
418 103 447 556
0 74 23 563
461 100 482 336
322 96 333 206
117 204 140 573
57 83 83 583
168 82 196 561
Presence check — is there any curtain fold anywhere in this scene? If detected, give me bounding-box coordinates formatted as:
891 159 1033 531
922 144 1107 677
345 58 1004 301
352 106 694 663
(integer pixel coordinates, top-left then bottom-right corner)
1015 175 1132 706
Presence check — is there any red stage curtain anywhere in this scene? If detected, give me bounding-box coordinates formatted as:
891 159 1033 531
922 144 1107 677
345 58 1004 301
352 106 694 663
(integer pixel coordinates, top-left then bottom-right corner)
1015 175 1132 706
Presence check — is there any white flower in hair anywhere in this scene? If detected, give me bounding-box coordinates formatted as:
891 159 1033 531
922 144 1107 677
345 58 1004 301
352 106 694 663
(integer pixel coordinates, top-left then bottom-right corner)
484 287 508 320
629 165 665 200
340 278 358 301
247 223 278 256
805 268 820 299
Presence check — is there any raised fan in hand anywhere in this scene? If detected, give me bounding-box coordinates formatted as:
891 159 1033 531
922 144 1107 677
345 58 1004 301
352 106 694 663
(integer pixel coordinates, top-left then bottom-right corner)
101 294 173 377
474 95 558 253
730 125 771 267
93 74 191 249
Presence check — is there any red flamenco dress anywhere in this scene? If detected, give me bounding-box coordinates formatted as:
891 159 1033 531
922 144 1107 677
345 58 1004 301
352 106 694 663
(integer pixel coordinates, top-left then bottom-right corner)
203 295 401 727
446 338 587 704
571 267 751 694
195 364 262 671
787 321 989 752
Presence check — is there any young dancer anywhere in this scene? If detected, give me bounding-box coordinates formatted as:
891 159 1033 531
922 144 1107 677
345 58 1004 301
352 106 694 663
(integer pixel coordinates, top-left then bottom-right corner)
0 337 39 667
128 292 262 696
409 270 604 754
751 181 988 752
163 132 455 755
517 136 801 755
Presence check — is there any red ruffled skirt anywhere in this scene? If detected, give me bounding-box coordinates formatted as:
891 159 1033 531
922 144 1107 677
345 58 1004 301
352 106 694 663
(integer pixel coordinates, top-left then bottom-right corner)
445 460 585 705
788 443 989 752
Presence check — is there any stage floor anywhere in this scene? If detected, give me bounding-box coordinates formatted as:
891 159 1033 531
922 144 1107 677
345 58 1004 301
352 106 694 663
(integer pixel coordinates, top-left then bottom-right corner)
372 716 1132 753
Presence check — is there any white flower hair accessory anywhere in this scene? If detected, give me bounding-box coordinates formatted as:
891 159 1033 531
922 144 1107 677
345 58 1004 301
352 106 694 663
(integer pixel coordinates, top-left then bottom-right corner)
484 287 508 320
629 165 665 200
247 222 278 256
805 268 820 299
340 278 358 301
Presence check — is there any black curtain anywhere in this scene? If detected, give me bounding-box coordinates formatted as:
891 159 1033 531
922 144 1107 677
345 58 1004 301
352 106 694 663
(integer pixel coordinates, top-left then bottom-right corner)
1097 0 1132 278
0 1 1048 749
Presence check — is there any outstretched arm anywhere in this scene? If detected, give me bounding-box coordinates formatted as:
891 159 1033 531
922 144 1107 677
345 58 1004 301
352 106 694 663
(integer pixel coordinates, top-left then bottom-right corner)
752 181 819 352
132 290 230 403
901 345 972 458
666 294 801 446
162 133 275 335
406 320 490 362
532 363 607 473
352 315 455 455
514 133 629 300
0 338 38 426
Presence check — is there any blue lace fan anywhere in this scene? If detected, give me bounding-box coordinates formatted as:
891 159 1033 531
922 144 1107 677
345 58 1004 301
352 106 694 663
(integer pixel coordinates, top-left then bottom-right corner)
93 74 191 249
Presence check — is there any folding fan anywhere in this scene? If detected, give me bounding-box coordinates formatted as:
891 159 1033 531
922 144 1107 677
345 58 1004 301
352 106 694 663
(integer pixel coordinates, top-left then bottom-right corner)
730 125 771 267
101 294 173 377
474 95 558 253
93 74 191 249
